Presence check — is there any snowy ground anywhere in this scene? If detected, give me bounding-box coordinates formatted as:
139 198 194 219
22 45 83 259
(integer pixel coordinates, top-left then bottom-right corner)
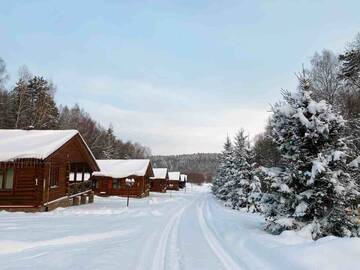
0 184 359 270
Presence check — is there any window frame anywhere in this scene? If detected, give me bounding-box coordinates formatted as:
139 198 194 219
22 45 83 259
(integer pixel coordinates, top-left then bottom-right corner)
0 168 14 190
50 167 59 188
112 179 121 190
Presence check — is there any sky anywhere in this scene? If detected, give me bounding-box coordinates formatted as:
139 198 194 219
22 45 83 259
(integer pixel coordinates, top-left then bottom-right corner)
1 0 360 155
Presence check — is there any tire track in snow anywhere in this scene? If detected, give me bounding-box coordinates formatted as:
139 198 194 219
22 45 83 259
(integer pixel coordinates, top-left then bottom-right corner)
135 230 160 270
151 197 198 270
204 196 271 270
197 196 242 270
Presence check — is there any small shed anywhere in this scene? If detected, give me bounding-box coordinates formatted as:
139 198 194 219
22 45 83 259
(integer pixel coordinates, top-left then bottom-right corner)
150 168 169 193
92 159 154 198
167 171 181 191
0 129 99 212
180 174 187 189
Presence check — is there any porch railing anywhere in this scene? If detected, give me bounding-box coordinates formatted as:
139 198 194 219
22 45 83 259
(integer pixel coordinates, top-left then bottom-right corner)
68 180 92 196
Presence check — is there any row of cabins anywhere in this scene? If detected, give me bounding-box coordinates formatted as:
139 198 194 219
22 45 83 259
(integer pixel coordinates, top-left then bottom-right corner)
0 129 187 212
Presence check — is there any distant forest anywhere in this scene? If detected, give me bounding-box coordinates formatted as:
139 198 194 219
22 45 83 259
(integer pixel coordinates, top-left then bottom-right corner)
0 61 151 159
151 153 220 183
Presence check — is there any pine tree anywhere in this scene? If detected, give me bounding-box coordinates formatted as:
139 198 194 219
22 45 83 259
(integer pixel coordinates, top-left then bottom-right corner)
212 136 235 201
10 76 59 129
226 130 252 209
0 89 15 128
265 72 360 239
12 78 31 128
247 150 263 213
27 76 59 129
100 125 117 159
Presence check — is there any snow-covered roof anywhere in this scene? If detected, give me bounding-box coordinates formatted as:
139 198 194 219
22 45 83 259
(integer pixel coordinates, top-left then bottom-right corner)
168 172 181 181
93 159 153 178
180 174 187 182
151 168 168 179
0 129 81 162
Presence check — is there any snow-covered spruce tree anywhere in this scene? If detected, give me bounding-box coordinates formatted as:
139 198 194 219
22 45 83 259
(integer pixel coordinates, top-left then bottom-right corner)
212 136 235 201
226 130 253 209
247 164 263 213
265 73 360 239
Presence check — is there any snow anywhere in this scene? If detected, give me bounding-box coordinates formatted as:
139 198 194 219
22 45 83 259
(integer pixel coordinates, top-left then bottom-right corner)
294 201 308 217
0 185 359 270
0 129 79 161
332 150 345 161
293 109 311 127
180 174 187 182
278 103 295 117
349 156 360 168
308 159 326 185
168 171 181 181
93 159 151 178
307 100 327 114
151 168 168 179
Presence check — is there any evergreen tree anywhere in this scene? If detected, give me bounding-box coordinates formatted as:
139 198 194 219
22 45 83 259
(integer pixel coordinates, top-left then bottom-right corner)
27 76 59 129
12 78 31 128
100 125 117 159
10 76 59 129
247 150 263 213
0 89 15 128
212 136 235 201
226 130 252 209
265 73 360 239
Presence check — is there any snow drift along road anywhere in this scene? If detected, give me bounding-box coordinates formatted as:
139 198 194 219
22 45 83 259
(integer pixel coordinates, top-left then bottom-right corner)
0 184 359 270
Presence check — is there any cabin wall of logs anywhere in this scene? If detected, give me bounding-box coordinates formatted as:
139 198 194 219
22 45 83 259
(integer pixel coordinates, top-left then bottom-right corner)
0 129 188 212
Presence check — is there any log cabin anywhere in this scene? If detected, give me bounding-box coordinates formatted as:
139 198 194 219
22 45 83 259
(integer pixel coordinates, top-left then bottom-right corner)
167 171 181 191
92 159 154 198
150 168 169 193
180 174 187 189
0 129 99 212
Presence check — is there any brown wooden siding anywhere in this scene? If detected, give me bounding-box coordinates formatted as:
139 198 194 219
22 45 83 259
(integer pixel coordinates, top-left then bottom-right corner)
167 180 180 191
93 175 151 198
0 134 98 211
150 178 167 193
0 165 43 207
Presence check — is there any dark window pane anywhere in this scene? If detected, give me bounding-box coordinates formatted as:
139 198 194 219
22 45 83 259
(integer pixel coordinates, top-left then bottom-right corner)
5 168 14 189
0 169 3 189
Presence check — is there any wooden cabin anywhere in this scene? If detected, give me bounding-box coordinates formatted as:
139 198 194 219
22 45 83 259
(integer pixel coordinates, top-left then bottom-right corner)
180 174 187 189
0 129 99 212
92 159 154 198
167 172 181 191
150 168 169 193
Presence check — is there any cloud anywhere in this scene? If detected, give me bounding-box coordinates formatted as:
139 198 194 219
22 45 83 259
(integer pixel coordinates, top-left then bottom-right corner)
79 99 270 155
60 75 272 155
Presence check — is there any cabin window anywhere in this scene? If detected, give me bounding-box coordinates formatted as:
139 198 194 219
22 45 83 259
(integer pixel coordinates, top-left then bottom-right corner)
112 179 121 189
69 163 91 182
0 169 3 188
84 172 91 181
94 179 99 189
0 168 14 190
5 168 14 189
76 172 83 181
50 167 59 187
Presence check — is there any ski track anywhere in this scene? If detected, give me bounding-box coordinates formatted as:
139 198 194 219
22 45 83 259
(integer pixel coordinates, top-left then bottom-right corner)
151 197 196 270
197 196 243 270
203 195 271 270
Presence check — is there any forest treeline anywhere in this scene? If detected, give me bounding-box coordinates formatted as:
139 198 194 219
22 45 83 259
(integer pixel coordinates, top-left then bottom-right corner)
213 34 360 239
0 63 151 159
151 153 219 183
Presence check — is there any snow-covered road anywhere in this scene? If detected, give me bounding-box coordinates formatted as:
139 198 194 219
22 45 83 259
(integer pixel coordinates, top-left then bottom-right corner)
0 184 359 270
